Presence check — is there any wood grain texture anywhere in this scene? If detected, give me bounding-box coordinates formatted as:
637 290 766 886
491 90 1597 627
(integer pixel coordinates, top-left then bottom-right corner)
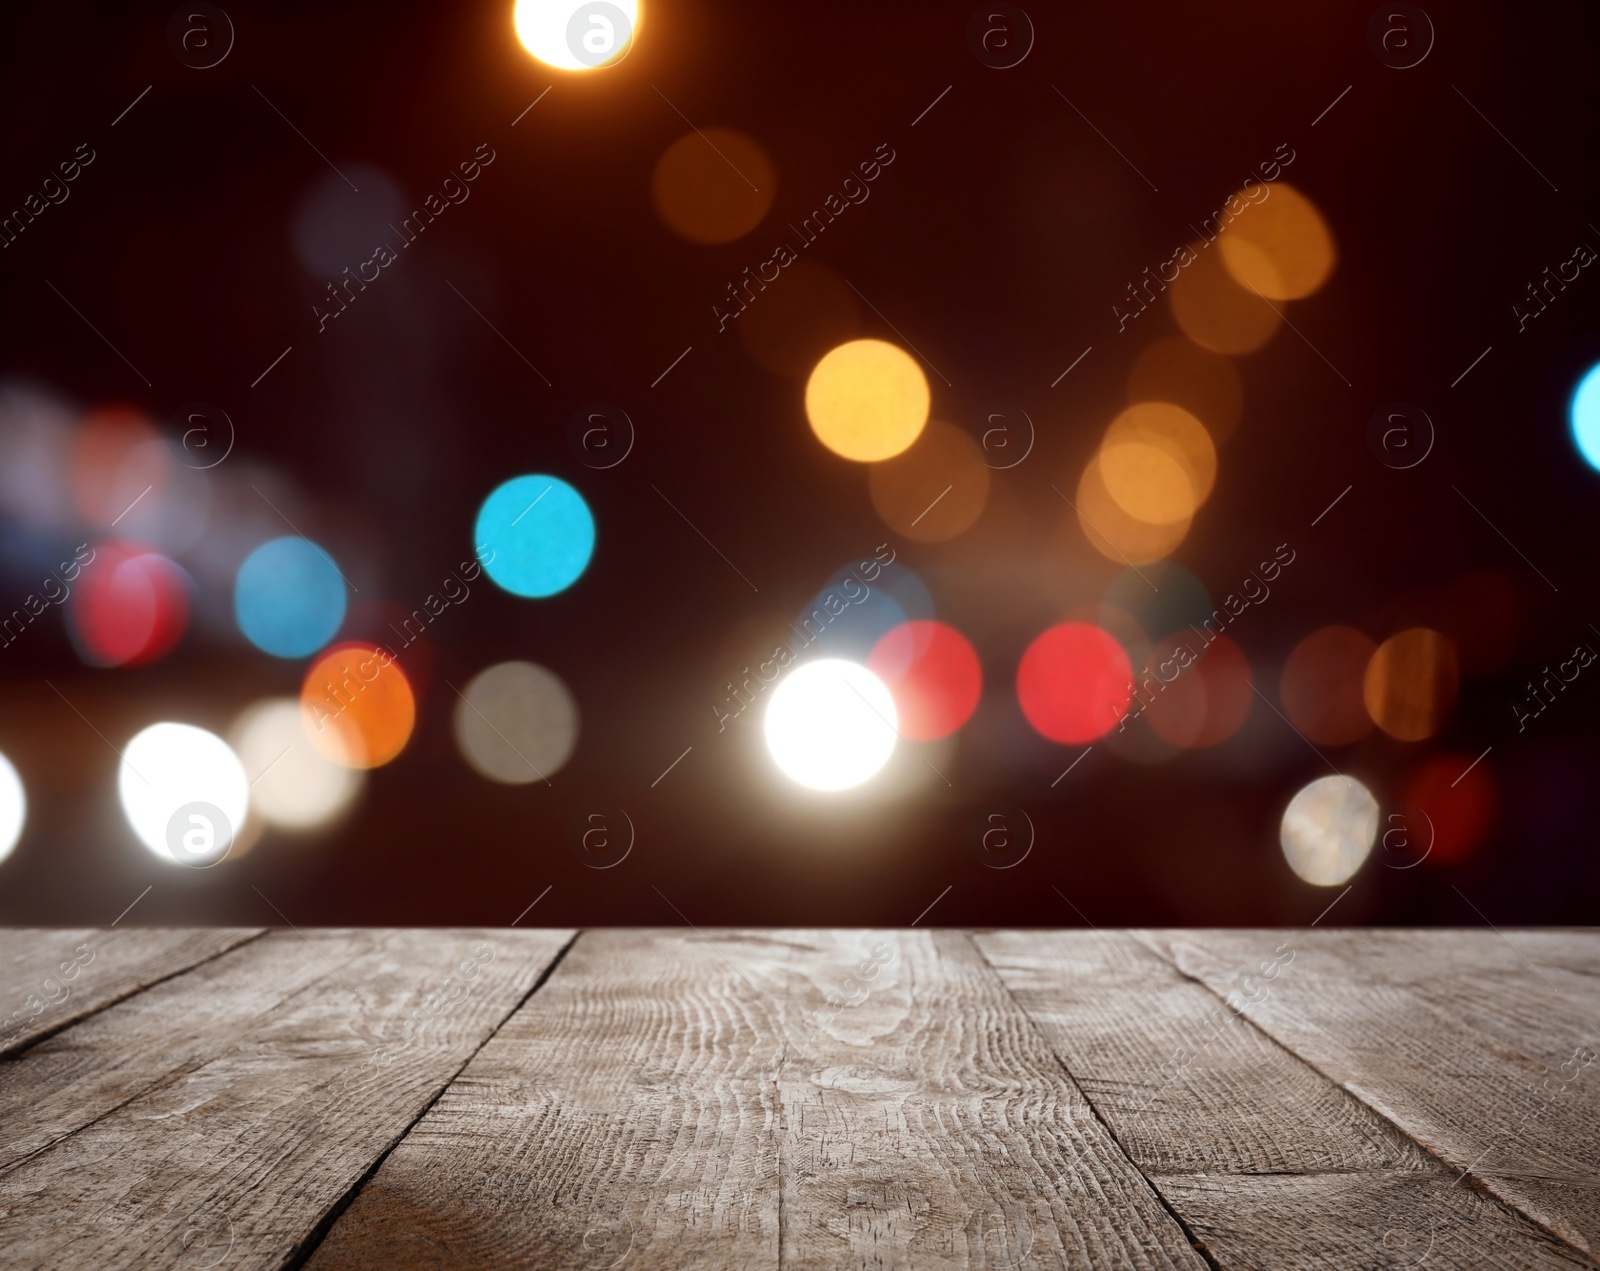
776 929 1209 1270
1136 929 1600 1259
0 927 262 1058
303 928 791 1270
975 929 1593 1270
0 927 572 1271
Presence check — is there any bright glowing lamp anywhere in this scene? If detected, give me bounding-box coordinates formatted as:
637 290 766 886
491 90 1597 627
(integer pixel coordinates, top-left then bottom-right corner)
514 0 639 70
0 752 24 863
118 722 249 866
764 659 898 791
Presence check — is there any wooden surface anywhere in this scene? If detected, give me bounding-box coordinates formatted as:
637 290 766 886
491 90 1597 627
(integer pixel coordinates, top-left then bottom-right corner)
0 929 1593 1270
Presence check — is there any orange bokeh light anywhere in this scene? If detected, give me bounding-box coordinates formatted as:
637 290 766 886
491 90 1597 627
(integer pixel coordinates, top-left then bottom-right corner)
1364 628 1460 742
1072 451 1192 565
868 420 989 541
1169 241 1281 355
1217 182 1336 301
300 641 416 769
651 128 776 245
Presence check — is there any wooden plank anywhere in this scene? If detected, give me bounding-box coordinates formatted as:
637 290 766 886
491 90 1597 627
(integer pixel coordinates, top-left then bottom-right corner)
776 930 1208 1270
0 927 263 1058
0 927 572 1270
975 929 1593 1270
309 929 1207 1270
303 928 789 1270
1137 929 1600 1258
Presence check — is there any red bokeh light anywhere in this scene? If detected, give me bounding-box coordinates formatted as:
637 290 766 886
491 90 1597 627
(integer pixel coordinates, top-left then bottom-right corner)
1402 754 1496 865
1145 633 1254 748
868 619 982 741
1016 621 1133 744
69 542 190 667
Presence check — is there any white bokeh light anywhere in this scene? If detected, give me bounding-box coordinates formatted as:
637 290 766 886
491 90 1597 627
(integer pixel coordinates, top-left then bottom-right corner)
118 722 249 866
0 751 25 863
1280 774 1379 886
764 659 899 791
230 699 362 831
513 0 639 70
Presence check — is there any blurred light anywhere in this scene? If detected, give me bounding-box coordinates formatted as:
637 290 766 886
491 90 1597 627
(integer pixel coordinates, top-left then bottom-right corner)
475 474 594 598
291 165 407 277
867 620 981 741
119 722 249 866
234 536 348 658
0 752 24 863
1169 241 1281 354
1016 621 1133 744
0 383 78 531
230 698 362 831
1105 561 1212 641
454 660 579 784
796 560 933 660
1280 625 1377 746
805 339 930 462
1280 774 1378 886
514 0 639 70
765 659 898 790
69 542 190 667
651 127 773 244
1217 183 1336 300
739 261 859 376
301 642 416 769
868 420 989 541
1571 362 1600 472
113 447 212 556
1073 451 1191 565
1363 627 1459 741
1144 633 1253 749
70 405 170 528
1127 337 1243 445
1102 402 1216 518
1402 754 1496 864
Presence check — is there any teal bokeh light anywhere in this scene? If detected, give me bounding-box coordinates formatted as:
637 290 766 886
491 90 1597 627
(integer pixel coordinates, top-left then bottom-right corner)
1571 362 1600 472
475 475 595 597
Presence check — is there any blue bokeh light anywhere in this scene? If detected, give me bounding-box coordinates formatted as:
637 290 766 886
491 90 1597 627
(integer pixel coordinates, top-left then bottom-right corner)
1570 362 1600 472
795 561 934 660
475 475 595 598
234 536 347 658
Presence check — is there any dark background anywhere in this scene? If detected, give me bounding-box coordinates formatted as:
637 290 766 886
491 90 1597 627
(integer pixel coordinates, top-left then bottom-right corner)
1 0 1597 929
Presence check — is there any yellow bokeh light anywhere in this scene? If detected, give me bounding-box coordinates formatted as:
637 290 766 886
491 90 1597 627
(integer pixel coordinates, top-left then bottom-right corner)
1218 182 1336 301
513 0 639 71
868 420 989 541
1363 627 1460 742
651 128 775 245
1169 241 1280 354
1127 337 1242 445
1073 452 1191 565
805 339 930 462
